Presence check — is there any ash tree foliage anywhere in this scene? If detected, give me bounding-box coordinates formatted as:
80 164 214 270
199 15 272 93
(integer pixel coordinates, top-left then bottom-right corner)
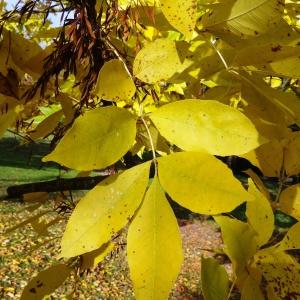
1 0 300 299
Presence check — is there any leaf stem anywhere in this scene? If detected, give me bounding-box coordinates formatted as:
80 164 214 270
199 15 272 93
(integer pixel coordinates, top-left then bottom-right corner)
138 102 158 176
227 277 236 300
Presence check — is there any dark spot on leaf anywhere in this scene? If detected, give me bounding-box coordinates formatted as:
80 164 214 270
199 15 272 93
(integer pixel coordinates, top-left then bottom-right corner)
29 288 37 294
271 45 282 52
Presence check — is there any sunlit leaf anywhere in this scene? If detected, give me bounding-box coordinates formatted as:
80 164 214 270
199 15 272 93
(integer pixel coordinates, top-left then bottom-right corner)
158 152 251 215
20 264 71 300
201 257 229 300
133 38 189 83
233 44 300 78
127 177 183 300
215 216 258 279
60 162 150 257
202 0 284 37
246 179 274 246
151 100 264 156
160 0 197 39
279 184 300 221
43 106 136 171
94 59 136 102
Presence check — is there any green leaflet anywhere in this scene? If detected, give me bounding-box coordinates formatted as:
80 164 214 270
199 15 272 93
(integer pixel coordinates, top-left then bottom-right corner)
60 162 150 257
94 59 136 102
201 257 229 300
151 99 264 156
158 152 251 215
43 106 136 171
127 177 183 300
20 264 71 300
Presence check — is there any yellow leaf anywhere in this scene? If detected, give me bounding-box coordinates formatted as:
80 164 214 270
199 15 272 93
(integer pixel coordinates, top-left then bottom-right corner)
94 59 136 102
0 98 18 137
245 169 270 200
241 275 264 300
30 110 63 140
81 242 115 270
284 132 300 176
158 152 251 215
279 184 300 221
160 0 197 39
43 106 136 171
271 221 300 252
0 29 49 78
240 73 299 124
20 264 71 300
60 162 150 257
133 38 189 84
241 139 283 177
202 0 284 37
241 78 291 140
151 100 264 156
215 216 258 279
246 179 274 246
254 251 300 299
127 177 183 300
56 93 75 125
201 257 229 300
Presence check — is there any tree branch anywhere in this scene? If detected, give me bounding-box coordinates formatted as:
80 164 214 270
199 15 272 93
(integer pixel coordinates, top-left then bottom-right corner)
6 175 108 199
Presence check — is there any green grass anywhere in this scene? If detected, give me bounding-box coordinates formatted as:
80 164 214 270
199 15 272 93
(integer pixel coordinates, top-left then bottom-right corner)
0 132 76 195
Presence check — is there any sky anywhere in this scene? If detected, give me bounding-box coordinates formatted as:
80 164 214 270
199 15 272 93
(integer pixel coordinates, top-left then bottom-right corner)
5 0 62 26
